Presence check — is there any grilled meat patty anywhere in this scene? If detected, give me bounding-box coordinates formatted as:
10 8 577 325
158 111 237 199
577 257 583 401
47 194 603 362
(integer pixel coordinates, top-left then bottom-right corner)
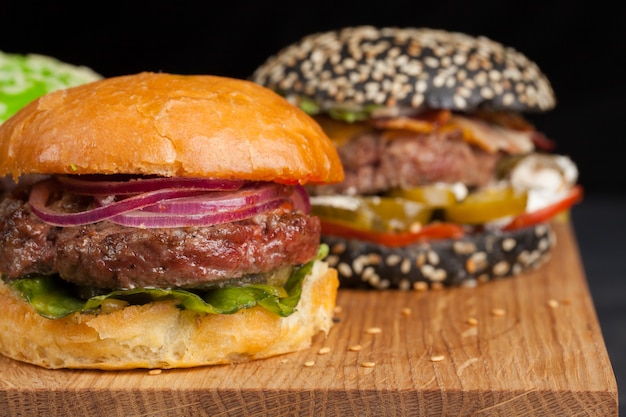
0 191 320 290
309 129 502 196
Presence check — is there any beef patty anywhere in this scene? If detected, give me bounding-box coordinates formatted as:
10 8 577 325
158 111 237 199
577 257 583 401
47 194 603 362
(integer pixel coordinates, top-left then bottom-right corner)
309 129 502 196
0 193 320 290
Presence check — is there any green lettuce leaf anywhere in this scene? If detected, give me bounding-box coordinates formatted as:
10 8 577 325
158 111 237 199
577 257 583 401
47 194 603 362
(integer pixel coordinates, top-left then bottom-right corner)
7 244 329 320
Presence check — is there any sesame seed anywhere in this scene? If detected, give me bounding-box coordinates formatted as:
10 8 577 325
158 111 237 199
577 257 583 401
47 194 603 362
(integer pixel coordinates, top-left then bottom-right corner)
325 255 339 267
362 266 376 281
426 250 440 265
401 307 412 317
337 262 353 278
421 264 436 279
366 327 382 335
430 355 445 362
453 241 477 255
304 360 316 367
400 258 411 274
386 254 401 266
413 281 428 291
538 237 551 252
431 268 447 282
493 261 510 276
467 317 478 326
148 369 162 375
361 361 376 368
547 299 559 308
318 347 331 355
491 308 506 317
349 344 363 352
502 238 517 251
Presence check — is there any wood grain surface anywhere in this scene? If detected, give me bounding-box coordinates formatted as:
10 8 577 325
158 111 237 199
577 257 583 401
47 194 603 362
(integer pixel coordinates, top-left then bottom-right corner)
0 222 618 416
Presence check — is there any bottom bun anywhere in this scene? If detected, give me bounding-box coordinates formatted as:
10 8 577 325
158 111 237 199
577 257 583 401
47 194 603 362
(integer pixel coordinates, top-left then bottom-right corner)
0 261 338 370
324 223 555 290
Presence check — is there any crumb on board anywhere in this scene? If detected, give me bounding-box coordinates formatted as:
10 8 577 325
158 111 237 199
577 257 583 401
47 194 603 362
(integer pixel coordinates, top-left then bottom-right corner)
467 317 478 326
401 307 412 317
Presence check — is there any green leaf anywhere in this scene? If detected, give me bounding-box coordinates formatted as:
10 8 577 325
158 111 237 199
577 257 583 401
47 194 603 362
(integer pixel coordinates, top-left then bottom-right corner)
10 276 85 319
5 244 329 320
298 97 321 115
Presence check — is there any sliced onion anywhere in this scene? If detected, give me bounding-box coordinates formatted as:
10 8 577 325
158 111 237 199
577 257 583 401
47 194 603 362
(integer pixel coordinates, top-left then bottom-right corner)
108 199 288 228
139 183 292 214
291 185 311 214
28 177 310 229
29 179 210 227
56 175 245 195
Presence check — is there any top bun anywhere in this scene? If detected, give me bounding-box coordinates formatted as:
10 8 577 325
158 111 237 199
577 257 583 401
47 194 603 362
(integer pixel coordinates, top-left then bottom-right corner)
252 26 555 114
0 72 344 184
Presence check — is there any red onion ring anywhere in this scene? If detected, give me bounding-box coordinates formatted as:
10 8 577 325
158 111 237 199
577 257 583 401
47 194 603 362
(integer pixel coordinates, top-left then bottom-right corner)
29 179 212 226
28 176 311 228
139 183 292 214
291 185 311 214
108 199 288 228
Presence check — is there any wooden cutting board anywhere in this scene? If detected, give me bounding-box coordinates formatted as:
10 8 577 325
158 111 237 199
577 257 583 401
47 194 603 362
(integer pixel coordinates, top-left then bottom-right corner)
0 222 617 416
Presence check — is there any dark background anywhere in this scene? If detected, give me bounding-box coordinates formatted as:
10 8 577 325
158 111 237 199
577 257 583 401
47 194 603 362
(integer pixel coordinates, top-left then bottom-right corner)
3 1 624 197
2 0 624 411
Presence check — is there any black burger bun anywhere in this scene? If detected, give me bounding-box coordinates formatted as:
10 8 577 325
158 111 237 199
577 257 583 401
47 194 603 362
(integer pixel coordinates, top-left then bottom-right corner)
251 26 555 115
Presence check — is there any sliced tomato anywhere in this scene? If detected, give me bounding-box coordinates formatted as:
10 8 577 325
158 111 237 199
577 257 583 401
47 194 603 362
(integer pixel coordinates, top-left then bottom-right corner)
320 220 465 247
503 185 584 231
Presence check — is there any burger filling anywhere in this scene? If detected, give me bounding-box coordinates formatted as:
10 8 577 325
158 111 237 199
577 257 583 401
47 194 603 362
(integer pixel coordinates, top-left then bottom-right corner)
0 176 325 318
305 109 581 245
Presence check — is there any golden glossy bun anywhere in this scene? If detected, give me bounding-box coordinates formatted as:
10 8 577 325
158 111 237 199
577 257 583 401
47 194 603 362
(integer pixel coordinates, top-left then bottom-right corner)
0 72 343 185
0 260 338 370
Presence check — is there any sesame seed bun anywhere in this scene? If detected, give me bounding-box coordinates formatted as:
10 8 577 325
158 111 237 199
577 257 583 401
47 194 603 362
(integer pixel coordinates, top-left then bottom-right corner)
252 26 555 114
252 26 579 290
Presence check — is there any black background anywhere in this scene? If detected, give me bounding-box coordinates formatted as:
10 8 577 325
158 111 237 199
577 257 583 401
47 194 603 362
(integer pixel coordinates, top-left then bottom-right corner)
2 0 624 197
2 0 625 412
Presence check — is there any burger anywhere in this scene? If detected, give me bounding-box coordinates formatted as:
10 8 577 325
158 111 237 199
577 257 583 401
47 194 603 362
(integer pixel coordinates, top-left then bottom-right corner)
0 72 344 369
0 50 102 195
252 26 582 290
0 50 102 125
